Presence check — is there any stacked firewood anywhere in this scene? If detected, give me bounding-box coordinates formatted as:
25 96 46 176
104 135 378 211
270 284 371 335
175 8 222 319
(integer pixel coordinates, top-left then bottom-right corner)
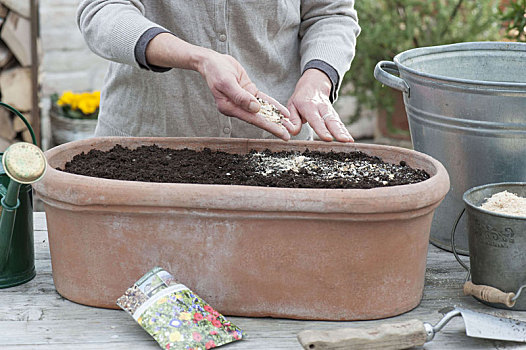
0 0 35 152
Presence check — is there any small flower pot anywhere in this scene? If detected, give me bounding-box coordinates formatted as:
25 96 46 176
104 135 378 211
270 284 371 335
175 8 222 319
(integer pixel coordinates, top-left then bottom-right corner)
49 104 97 145
34 137 449 320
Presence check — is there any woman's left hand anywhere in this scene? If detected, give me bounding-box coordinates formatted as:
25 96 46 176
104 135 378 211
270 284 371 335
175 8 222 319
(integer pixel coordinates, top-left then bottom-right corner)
287 69 353 142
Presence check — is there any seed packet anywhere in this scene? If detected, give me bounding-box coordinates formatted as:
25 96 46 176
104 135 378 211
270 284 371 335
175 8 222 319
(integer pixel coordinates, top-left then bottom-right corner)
117 267 244 350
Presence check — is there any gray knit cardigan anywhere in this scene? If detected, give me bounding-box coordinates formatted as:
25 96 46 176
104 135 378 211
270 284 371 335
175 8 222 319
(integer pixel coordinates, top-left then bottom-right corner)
77 0 360 139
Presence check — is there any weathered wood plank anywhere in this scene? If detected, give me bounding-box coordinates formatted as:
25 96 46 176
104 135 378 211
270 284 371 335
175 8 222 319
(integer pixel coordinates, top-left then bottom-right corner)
1 213 523 349
0 66 32 110
0 12 31 66
33 212 48 231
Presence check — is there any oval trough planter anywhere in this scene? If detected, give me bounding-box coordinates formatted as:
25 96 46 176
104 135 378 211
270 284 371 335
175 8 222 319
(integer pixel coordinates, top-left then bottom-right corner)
34 137 449 321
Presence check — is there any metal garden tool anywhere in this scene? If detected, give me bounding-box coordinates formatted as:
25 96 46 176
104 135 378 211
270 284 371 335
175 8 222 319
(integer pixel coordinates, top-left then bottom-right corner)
0 102 47 288
297 307 526 350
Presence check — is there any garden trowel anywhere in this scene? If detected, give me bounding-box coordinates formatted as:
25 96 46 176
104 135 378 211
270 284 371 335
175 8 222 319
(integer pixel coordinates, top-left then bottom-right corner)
297 307 526 350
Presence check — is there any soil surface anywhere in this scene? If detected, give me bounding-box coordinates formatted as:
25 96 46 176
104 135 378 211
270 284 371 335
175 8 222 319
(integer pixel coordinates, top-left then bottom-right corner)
59 145 430 189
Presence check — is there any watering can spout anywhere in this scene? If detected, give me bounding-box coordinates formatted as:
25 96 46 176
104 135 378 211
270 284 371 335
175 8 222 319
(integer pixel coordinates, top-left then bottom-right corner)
0 143 47 271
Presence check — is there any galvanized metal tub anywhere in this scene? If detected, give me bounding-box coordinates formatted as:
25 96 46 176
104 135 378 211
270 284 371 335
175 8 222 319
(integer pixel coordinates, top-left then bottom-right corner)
462 182 526 310
375 42 526 254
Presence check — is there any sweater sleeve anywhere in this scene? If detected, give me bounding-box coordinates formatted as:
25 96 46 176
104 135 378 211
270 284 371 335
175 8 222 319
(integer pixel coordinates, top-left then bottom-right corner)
299 1 361 101
77 0 168 68
135 28 172 72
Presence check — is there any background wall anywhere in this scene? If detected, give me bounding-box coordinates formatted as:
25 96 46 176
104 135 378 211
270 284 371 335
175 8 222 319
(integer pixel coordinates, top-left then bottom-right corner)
39 0 108 149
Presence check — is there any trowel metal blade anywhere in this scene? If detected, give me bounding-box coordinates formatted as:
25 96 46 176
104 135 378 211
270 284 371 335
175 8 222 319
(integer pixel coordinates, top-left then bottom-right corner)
457 307 526 342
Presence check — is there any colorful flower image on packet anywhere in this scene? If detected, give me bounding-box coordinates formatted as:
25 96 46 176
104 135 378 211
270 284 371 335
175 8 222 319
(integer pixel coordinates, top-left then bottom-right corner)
117 267 244 350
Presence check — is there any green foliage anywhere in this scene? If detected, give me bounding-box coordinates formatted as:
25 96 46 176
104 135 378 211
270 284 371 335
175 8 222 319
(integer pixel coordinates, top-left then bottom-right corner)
345 0 502 119
501 0 526 41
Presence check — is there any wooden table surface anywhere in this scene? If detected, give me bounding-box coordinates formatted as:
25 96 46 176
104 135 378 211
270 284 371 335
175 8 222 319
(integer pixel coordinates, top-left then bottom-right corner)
1 212 526 349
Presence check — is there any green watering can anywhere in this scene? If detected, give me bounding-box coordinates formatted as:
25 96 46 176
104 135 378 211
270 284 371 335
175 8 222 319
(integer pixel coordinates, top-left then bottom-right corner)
0 102 47 288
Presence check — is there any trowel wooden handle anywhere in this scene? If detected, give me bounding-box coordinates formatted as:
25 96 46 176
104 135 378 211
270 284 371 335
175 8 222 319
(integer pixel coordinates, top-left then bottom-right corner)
464 281 516 307
297 319 427 350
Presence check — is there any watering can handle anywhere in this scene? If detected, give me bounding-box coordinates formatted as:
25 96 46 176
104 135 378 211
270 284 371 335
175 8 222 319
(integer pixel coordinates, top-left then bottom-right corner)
374 61 410 95
463 281 516 308
0 102 37 146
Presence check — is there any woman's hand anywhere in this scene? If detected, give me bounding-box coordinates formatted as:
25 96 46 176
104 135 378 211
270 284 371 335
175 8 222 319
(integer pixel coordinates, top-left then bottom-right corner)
287 69 353 142
197 51 300 141
145 33 301 141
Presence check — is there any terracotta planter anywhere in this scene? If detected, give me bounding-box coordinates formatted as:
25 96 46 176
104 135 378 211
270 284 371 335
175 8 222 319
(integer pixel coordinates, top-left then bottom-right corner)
34 137 449 320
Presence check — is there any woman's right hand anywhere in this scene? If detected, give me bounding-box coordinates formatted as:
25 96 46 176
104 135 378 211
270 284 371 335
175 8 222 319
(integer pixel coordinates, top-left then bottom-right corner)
146 33 300 140
196 51 301 141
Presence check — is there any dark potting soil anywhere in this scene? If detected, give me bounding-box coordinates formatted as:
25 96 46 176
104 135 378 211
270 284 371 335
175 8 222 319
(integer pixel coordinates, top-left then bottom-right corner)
59 145 430 189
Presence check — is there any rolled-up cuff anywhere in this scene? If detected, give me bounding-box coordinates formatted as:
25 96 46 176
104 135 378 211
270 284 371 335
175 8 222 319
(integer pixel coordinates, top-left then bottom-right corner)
303 59 339 102
135 27 173 72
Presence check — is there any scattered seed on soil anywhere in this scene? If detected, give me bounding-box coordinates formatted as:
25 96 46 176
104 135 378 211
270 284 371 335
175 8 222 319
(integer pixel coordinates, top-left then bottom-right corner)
480 191 526 217
256 97 288 126
58 145 430 189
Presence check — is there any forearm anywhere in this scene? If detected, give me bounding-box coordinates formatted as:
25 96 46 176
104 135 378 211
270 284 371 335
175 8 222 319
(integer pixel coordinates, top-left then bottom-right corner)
144 33 210 72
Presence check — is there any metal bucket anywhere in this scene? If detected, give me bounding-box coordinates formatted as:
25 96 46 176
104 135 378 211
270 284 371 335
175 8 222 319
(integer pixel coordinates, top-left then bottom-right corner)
458 182 526 310
375 42 526 254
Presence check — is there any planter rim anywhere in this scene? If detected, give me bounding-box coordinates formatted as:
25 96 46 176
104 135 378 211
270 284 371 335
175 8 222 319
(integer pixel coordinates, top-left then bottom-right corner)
34 137 450 214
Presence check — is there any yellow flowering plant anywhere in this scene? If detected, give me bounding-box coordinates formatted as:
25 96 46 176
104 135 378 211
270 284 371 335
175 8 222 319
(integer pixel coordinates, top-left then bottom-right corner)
51 91 100 119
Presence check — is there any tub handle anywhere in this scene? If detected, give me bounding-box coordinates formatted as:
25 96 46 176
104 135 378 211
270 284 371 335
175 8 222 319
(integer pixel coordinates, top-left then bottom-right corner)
463 281 516 308
374 61 410 95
